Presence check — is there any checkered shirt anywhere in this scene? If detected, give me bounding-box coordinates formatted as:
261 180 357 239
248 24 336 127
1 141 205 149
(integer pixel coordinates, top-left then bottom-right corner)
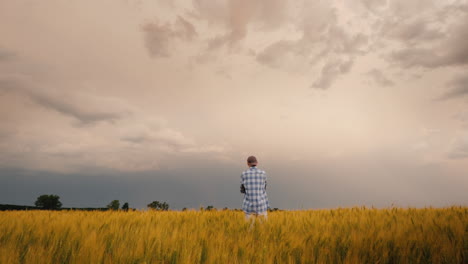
241 166 269 214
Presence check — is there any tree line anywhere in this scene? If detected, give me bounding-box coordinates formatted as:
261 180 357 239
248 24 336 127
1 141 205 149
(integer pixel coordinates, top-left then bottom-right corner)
0 194 280 211
0 194 173 211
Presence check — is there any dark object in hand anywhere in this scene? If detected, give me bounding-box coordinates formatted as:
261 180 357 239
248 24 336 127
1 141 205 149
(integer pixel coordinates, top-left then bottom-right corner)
240 184 246 193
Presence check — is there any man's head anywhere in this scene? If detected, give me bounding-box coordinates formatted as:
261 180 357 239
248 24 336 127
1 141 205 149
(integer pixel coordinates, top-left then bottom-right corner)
247 156 258 167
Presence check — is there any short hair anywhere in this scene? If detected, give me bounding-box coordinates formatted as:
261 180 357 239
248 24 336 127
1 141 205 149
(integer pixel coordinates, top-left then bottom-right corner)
247 156 257 163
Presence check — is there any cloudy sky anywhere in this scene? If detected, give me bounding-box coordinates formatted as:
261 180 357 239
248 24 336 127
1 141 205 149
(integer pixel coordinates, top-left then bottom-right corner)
1 0 467 210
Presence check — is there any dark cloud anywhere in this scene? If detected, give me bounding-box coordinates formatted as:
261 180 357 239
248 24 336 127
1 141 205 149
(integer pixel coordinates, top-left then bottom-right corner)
0 162 243 209
0 168 206 209
2 151 466 210
366 68 394 87
437 74 468 101
141 16 197 58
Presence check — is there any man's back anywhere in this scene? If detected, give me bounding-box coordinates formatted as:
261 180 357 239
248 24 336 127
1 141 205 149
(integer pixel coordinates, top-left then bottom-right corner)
241 166 269 214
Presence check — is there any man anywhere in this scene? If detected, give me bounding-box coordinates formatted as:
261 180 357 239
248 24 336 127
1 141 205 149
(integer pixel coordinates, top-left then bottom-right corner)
240 155 269 220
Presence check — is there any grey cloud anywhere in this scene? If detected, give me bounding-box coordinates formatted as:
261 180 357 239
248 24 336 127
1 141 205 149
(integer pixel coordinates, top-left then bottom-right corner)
257 14 367 89
0 76 20 92
141 22 172 58
256 40 299 69
390 48 443 68
311 58 354 89
206 35 232 51
30 91 124 125
175 16 197 41
120 131 192 150
142 16 197 58
254 0 288 30
437 74 468 101
360 0 388 14
389 13 468 69
383 18 443 45
366 68 394 87
0 76 227 172
324 26 368 56
191 0 230 25
453 110 468 128
0 126 16 140
385 0 438 19
448 135 468 159
448 147 468 159
121 135 148 144
193 0 288 50
120 125 225 155
0 48 17 62
0 77 127 125
162 0 367 91
443 18 468 66
223 0 253 45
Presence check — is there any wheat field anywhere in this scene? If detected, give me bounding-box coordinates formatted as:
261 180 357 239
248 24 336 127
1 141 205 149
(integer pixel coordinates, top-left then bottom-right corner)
0 206 466 264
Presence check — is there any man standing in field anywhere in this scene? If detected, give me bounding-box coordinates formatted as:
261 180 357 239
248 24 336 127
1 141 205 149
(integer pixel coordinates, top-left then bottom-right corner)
240 156 269 220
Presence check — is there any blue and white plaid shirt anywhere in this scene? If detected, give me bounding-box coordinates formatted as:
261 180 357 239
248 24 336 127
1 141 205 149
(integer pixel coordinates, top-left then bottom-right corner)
241 166 269 214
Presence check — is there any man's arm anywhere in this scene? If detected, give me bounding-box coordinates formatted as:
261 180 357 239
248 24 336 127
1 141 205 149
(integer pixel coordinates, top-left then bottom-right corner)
240 173 245 194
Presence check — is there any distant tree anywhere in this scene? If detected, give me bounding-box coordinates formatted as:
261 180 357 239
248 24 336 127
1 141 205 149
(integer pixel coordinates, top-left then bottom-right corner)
205 205 214 211
122 202 129 211
223 207 229 211
107 200 120 210
147 201 169 211
35 194 62 210
182 207 187 211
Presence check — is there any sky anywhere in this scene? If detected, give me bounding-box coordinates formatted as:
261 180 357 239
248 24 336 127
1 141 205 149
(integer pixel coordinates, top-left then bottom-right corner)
0 0 467 210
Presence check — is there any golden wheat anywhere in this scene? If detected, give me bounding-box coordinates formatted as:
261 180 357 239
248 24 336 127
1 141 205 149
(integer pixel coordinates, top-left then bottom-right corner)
0 206 466 263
